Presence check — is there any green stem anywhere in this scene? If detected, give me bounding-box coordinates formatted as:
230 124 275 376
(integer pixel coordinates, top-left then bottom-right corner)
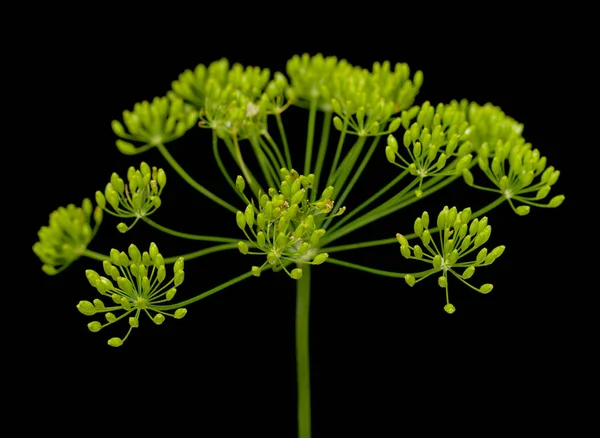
163 243 238 264
326 118 349 187
324 174 458 246
141 217 240 243
311 111 333 203
304 100 318 175
232 134 263 198
249 136 278 190
155 267 254 310
329 169 409 233
83 249 110 262
331 137 367 198
84 243 239 265
262 131 287 170
296 263 311 438
275 113 292 169
325 257 409 278
323 135 381 230
156 143 237 214
212 130 245 203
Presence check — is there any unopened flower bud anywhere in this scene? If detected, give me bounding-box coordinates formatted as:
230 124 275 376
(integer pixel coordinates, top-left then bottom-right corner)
174 308 187 319
87 321 102 332
107 337 123 347
291 268 303 280
444 303 456 314
479 284 494 294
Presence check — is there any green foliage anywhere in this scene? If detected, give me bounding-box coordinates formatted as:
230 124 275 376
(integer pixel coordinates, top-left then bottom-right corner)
235 169 340 279
77 243 187 347
33 198 102 275
397 206 505 313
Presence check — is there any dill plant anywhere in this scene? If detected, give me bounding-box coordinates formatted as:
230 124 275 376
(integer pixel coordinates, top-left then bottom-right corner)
33 53 564 438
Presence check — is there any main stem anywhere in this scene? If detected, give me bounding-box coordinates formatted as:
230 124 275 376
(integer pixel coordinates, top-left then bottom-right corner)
296 263 311 438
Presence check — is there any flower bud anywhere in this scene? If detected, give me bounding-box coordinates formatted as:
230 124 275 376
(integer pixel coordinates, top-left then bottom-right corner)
333 116 344 131
312 253 329 265
421 229 431 246
129 317 139 328
479 284 494 294
448 249 459 265
109 249 121 265
421 211 429 229
548 195 565 208
86 269 100 287
438 276 447 288
491 245 506 258
257 213 266 230
388 117 402 133
245 204 255 228
95 191 106 209
396 233 408 246
385 146 396 163
404 274 416 287
447 207 458 228
267 251 278 265
117 222 129 233
256 231 266 247
437 207 448 229
121 297 131 310
485 252 497 265
128 244 141 264
462 266 475 279
455 154 472 174
413 217 423 237
93 207 103 224
476 248 488 265
548 170 560 186
413 245 423 259
105 313 116 323
400 245 411 259
116 140 137 155
251 266 261 277
444 303 456 314
433 255 442 270
236 175 246 192
166 288 177 301
117 276 133 293
77 300 97 316
535 185 551 200
153 314 165 325
173 308 188 319
462 169 474 186
236 211 246 230
107 337 123 347
515 205 530 216
87 321 102 332
238 241 249 255
93 299 105 310
174 270 185 287
291 268 303 280
310 229 326 247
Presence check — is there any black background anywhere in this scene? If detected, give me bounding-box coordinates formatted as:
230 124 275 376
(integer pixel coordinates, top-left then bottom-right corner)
20 16 585 436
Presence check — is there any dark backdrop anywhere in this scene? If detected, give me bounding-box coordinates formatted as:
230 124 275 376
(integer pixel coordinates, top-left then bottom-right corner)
22 20 581 436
